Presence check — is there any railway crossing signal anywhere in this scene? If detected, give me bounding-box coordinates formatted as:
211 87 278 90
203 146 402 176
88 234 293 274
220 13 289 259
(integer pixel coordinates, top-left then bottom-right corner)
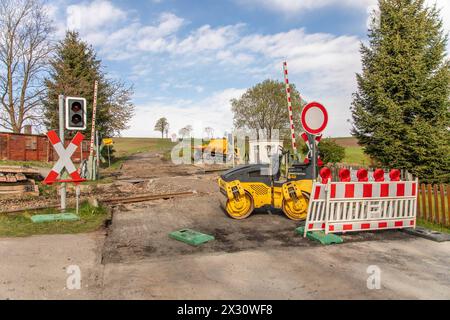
65 97 87 130
43 130 86 185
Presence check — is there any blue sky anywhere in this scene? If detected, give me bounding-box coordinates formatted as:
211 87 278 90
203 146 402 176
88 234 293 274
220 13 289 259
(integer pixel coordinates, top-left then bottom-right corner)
45 0 450 138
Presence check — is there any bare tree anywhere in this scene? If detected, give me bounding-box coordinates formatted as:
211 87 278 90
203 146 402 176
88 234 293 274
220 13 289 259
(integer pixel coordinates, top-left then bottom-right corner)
105 79 135 136
0 0 53 132
163 125 169 138
184 125 193 137
178 125 192 138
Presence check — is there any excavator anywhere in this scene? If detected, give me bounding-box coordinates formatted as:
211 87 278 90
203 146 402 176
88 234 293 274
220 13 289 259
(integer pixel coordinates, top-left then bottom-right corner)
218 135 319 221
193 138 240 163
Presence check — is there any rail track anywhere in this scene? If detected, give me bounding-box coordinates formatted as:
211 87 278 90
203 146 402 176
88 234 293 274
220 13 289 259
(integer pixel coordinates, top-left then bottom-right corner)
103 191 196 205
0 191 197 215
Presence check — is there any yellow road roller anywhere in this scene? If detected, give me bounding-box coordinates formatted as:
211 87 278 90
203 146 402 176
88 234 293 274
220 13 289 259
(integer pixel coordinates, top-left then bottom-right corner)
218 151 316 220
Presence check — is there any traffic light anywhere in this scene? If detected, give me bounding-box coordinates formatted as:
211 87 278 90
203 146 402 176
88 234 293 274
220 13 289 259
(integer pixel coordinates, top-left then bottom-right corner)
65 97 87 130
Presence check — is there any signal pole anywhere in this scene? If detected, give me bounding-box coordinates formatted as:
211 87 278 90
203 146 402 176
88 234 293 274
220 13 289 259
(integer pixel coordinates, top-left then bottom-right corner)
58 94 66 211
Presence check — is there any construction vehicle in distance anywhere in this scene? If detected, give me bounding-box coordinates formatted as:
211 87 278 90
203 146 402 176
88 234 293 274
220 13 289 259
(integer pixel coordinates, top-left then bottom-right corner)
218 145 317 221
193 138 240 163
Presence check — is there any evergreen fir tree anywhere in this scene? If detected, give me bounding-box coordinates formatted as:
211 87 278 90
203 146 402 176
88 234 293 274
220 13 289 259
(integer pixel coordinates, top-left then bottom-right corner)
43 31 134 138
351 0 450 183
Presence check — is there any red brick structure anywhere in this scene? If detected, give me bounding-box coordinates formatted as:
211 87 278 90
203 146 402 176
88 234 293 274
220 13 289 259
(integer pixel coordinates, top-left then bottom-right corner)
0 132 89 163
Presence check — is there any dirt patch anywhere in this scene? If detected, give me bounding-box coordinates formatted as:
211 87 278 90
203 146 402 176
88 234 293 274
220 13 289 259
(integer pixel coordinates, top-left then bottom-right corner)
101 191 416 265
119 152 200 179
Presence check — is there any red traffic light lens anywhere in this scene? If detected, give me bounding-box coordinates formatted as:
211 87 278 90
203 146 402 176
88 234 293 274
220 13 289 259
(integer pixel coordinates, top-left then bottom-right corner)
72 114 82 124
71 102 82 112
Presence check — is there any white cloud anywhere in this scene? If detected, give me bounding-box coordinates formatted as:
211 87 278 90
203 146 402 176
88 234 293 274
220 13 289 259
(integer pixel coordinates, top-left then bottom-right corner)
176 24 244 54
230 28 361 136
66 0 126 32
124 88 246 138
44 2 67 39
236 0 376 14
95 19 243 61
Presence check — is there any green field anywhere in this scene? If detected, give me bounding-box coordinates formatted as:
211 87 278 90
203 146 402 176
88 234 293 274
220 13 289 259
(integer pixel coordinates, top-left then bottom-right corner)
341 146 371 165
112 136 371 166
332 137 371 165
113 137 176 158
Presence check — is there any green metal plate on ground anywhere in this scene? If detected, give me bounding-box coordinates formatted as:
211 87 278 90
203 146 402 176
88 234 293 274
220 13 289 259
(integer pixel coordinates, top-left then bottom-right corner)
296 226 343 245
31 213 80 223
169 229 215 246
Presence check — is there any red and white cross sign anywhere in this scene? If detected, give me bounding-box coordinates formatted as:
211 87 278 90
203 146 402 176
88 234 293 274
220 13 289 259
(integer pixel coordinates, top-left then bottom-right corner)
43 130 86 185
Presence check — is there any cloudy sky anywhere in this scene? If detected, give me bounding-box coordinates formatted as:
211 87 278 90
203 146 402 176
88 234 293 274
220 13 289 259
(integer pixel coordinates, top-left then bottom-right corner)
45 0 450 138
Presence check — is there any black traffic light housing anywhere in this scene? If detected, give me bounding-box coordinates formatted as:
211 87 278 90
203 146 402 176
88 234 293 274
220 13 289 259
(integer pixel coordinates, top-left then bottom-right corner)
65 97 87 130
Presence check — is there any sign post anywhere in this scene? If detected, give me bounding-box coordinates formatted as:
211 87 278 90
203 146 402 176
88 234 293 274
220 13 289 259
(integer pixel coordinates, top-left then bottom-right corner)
102 138 113 167
300 102 329 180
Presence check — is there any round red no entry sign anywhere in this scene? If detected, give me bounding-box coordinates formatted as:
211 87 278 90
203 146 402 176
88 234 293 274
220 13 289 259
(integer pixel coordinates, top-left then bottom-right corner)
301 102 328 135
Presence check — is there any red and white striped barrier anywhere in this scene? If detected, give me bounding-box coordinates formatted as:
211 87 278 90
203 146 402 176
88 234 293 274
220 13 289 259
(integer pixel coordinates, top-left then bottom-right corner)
283 62 297 153
325 180 418 234
304 179 418 236
303 183 327 236
43 130 85 185
329 181 416 199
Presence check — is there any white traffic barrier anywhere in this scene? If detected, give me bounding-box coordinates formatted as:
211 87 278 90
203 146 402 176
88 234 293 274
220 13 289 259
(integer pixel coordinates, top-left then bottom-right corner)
325 180 418 234
303 179 418 236
303 183 327 236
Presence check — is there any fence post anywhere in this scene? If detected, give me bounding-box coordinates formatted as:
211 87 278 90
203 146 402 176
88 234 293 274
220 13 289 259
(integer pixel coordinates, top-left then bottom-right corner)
433 185 439 224
447 185 450 227
427 184 433 223
421 184 427 221
440 184 446 226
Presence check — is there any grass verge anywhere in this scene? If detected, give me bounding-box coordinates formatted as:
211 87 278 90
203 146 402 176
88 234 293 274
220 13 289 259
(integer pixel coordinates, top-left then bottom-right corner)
416 219 450 234
0 202 109 237
0 160 52 168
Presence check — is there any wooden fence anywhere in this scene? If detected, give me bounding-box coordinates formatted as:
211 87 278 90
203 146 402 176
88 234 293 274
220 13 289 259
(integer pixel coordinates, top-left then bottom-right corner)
417 184 449 227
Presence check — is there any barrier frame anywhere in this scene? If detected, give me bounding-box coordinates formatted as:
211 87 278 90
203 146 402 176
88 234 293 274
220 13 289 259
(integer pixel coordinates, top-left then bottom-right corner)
303 179 418 237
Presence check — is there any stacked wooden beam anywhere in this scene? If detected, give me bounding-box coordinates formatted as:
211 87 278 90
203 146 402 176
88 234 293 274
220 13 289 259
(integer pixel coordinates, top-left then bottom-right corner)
0 166 41 198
